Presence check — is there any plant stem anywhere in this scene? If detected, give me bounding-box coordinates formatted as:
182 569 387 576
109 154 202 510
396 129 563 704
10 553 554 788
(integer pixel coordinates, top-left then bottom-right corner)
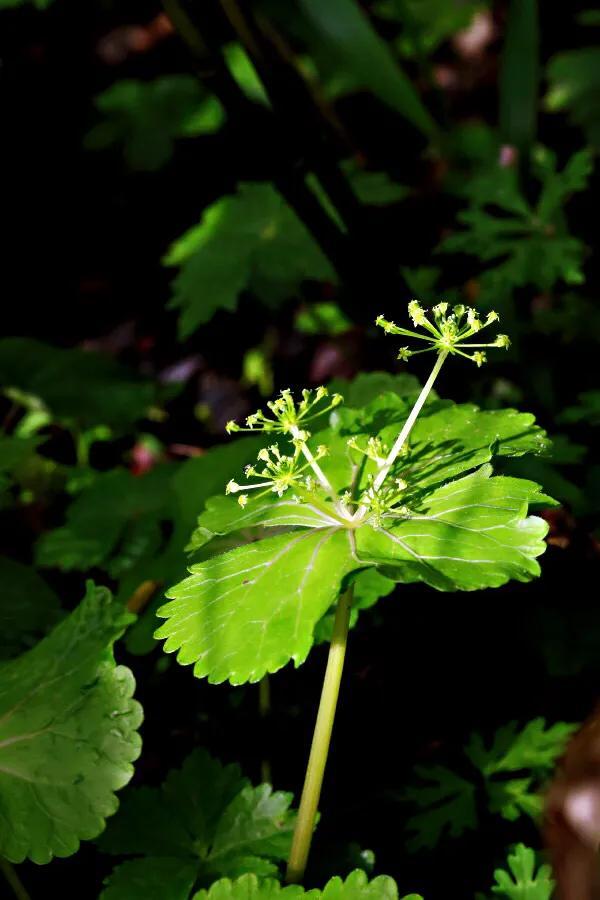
259 675 272 784
373 350 448 491
0 859 31 900
285 585 354 884
290 426 335 497
353 350 449 520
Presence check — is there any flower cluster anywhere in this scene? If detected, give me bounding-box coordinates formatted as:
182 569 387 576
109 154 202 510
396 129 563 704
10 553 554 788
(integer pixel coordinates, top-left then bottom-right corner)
376 302 510 366
226 443 329 507
347 435 389 467
226 386 342 436
355 475 409 527
224 388 342 508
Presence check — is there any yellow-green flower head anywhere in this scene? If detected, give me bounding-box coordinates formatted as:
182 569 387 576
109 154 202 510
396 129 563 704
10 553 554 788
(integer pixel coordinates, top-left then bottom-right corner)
226 387 343 435
376 302 510 366
225 443 327 506
358 475 409 527
347 435 389 466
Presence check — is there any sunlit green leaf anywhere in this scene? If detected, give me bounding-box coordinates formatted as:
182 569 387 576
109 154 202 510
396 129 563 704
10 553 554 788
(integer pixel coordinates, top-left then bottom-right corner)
156 529 356 684
490 844 554 899
193 870 405 899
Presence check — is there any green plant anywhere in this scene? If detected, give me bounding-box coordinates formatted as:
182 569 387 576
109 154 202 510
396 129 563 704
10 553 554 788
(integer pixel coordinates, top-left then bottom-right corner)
439 147 594 304
156 302 551 884
404 718 576 850
488 844 554 900
0 583 142 864
2 0 595 895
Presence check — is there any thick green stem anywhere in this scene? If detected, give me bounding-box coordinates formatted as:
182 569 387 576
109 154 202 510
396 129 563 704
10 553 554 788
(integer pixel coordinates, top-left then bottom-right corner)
285 585 353 884
0 859 31 900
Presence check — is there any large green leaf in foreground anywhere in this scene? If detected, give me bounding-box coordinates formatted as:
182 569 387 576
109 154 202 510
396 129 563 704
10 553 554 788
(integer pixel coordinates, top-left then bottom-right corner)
192 870 414 898
356 467 550 591
156 529 355 684
99 749 296 895
0 583 142 863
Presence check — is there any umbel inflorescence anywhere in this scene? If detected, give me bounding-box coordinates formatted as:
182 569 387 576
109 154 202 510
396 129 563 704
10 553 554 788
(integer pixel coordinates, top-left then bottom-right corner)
376 301 509 366
224 302 510 522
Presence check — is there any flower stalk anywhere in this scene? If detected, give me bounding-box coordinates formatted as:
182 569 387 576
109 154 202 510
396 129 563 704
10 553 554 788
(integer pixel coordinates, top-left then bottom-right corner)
373 349 448 494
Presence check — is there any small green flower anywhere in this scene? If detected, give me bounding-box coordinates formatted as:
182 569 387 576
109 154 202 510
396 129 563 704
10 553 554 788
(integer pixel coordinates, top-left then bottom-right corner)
226 387 343 435
225 443 327 505
376 302 510 366
347 436 389 466
357 475 409 527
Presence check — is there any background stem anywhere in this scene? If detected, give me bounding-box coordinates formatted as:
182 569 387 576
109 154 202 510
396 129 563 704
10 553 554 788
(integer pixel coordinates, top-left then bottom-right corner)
259 674 272 784
285 585 354 884
0 859 31 900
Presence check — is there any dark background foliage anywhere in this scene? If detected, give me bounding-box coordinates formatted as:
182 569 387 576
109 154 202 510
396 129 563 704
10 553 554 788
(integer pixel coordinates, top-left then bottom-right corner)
0 0 598 897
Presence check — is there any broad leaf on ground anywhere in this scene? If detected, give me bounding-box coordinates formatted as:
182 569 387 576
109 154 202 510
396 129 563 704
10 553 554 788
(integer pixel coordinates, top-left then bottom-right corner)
35 466 175 576
0 556 61 658
102 858 198 900
85 76 224 171
404 766 477 851
405 718 575 849
558 390 600 427
439 147 593 302
0 583 142 864
164 183 336 337
0 338 155 431
99 749 296 892
0 435 42 500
